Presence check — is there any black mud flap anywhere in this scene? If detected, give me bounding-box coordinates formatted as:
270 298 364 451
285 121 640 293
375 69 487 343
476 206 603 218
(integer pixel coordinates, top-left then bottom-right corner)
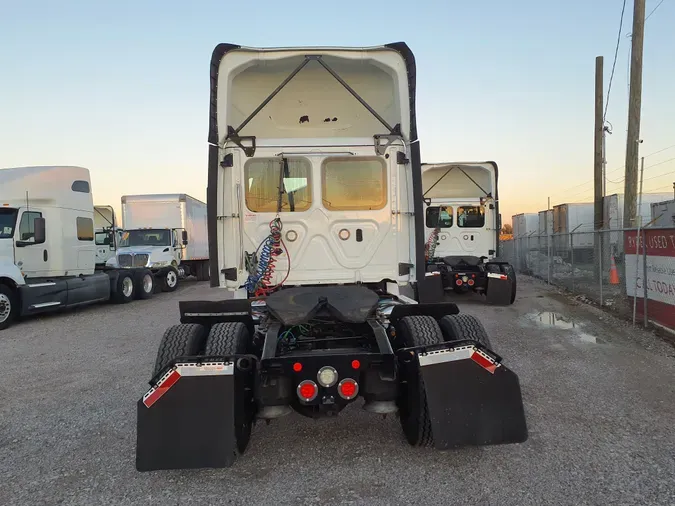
136 359 241 471
485 272 512 305
415 343 527 448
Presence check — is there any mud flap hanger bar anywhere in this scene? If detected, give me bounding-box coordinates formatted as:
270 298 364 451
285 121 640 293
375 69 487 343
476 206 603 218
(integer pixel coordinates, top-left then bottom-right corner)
225 55 401 157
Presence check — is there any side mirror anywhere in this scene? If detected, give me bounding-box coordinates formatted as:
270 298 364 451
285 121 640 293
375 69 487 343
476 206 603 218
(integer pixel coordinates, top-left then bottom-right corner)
34 217 46 244
182 230 188 246
109 230 116 250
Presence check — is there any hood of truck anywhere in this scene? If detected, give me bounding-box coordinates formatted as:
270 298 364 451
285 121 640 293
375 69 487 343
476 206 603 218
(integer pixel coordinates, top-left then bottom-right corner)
0 238 14 264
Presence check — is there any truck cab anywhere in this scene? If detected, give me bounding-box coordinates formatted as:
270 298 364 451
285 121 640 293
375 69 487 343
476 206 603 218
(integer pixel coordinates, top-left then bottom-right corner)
0 166 155 331
110 194 210 290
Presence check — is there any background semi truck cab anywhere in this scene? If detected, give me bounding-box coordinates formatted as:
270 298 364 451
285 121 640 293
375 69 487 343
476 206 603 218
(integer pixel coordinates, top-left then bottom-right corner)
0 166 154 331
422 162 499 260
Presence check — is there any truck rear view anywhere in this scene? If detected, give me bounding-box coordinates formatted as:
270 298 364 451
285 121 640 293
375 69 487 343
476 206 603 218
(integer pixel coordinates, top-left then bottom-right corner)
135 43 528 471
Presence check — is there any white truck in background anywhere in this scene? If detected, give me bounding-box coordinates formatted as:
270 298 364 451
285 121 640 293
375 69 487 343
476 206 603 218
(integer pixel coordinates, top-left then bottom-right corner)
108 194 209 292
422 161 516 304
94 205 122 266
0 166 158 331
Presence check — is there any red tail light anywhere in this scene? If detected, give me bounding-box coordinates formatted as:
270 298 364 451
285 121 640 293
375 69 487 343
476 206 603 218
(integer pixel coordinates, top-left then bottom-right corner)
351 359 360 370
292 362 302 372
297 380 318 402
456 279 463 286
338 378 359 400
468 279 475 286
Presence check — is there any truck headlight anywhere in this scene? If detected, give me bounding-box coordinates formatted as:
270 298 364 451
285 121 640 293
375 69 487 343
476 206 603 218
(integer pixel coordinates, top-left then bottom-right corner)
150 260 170 268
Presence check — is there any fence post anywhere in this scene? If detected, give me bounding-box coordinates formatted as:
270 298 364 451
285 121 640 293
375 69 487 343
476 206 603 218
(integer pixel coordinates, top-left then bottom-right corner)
642 229 648 328
598 230 603 307
570 233 575 292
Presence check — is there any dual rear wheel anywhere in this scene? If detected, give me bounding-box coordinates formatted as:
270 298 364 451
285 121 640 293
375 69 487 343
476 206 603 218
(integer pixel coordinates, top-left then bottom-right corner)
396 314 491 447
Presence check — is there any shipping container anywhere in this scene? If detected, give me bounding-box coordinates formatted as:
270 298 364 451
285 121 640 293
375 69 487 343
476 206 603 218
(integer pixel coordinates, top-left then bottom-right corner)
650 199 675 227
512 213 538 238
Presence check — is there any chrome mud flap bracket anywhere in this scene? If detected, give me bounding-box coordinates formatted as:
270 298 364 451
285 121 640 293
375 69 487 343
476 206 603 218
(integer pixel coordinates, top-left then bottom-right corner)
402 342 528 449
135 356 255 471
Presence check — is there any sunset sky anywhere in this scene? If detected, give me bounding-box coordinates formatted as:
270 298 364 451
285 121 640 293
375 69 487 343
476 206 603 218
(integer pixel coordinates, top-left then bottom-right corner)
2 0 674 223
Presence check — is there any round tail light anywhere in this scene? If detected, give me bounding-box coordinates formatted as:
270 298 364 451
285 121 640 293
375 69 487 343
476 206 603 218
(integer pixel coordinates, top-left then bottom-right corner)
456 279 463 286
317 366 338 387
468 279 475 286
338 378 359 400
297 380 318 402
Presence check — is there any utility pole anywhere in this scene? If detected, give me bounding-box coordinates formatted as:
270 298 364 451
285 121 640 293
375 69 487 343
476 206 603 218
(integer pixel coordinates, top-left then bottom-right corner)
594 56 604 280
623 0 646 229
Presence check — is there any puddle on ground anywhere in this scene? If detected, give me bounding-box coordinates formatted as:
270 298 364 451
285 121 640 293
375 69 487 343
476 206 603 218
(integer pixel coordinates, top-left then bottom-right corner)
525 311 605 344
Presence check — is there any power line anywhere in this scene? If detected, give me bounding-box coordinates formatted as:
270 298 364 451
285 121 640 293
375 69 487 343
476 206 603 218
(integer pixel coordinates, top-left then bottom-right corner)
645 0 667 21
605 0 628 122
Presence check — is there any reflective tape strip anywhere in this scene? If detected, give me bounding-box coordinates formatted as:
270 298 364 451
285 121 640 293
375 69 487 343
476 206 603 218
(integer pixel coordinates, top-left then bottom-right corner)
142 362 234 408
418 345 500 373
471 349 498 374
143 369 181 408
487 273 508 280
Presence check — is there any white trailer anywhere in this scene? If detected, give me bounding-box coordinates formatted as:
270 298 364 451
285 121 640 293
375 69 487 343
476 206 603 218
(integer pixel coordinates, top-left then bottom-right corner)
0 166 157 331
538 210 553 236
512 213 538 238
650 199 675 227
114 194 210 289
552 202 594 254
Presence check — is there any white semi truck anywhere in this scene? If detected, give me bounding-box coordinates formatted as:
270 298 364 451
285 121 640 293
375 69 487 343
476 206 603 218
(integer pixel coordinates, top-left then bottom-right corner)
422 162 516 303
109 194 210 291
0 166 157 331
135 42 527 471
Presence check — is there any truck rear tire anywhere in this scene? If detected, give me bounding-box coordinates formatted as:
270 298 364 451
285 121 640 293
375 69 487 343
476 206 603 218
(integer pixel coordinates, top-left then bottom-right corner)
134 269 154 300
161 267 179 292
396 315 444 447
438 314 493 349
204 322 254 456
112 271 135 304
204 322 249 356
152 323 207 378
0 284 17 331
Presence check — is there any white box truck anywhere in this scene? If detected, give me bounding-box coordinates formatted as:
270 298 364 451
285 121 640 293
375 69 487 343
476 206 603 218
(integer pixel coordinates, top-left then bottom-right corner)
0 166 158 331
110 194 209 291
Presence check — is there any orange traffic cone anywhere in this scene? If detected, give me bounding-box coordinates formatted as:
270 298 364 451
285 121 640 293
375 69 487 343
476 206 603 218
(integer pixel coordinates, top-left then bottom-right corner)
609 254 620 285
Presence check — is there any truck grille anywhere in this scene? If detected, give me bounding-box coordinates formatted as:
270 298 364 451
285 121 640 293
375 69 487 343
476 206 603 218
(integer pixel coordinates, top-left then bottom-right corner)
117 253 149 268
118 254 132 268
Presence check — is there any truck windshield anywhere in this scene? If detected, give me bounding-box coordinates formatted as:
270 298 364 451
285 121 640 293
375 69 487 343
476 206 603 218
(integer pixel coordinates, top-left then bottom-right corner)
0 208 19 238
119 229 171 247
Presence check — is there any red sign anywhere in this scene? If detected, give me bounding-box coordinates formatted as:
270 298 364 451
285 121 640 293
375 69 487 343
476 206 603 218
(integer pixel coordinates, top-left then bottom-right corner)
624 229 675 330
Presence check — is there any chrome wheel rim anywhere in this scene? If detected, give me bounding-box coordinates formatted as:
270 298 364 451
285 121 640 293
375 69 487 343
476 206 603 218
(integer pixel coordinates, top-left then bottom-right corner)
167 270 177 287
0 294 11 323
122 277 134 297
143 274 153 293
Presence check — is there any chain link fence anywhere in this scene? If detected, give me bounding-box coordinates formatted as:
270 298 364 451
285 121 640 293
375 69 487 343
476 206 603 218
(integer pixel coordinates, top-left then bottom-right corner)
502 227 675 331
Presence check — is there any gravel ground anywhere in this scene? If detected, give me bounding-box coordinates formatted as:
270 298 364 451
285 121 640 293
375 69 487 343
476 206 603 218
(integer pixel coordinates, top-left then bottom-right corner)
1 276 674 506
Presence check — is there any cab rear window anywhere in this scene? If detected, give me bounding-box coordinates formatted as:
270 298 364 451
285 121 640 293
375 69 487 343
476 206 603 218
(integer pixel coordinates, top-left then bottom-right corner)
426 206 453 228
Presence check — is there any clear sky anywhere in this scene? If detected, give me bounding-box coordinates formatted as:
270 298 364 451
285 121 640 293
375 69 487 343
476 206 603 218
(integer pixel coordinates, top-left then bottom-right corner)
1 0 674 222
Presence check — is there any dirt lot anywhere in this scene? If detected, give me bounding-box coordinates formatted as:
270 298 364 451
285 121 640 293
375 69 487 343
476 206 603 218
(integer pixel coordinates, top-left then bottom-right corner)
1 276 674 505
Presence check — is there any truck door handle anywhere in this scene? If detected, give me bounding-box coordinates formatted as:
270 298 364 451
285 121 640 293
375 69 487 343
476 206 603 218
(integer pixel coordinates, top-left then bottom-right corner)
356 229 363 242
43 249 48 262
